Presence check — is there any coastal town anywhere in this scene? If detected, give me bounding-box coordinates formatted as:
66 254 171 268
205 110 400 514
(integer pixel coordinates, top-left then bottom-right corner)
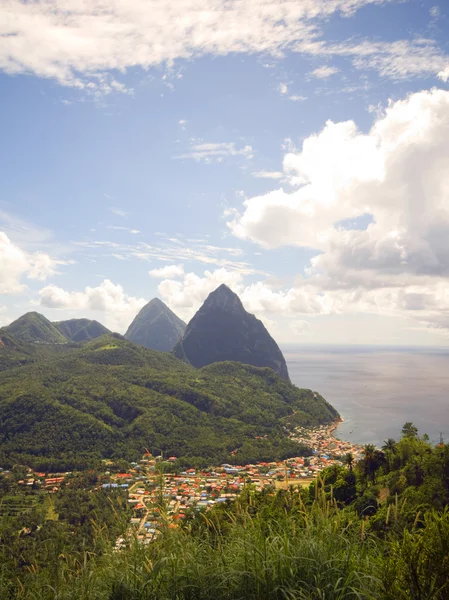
1 422 364 549
108 422 364 549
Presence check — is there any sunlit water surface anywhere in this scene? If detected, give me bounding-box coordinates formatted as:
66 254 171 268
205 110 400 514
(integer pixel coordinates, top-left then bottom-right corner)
283 345 449 447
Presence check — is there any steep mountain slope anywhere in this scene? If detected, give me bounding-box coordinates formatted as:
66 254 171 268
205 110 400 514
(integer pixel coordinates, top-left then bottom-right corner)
125 298 186 351
0 335 338 469
0 332 36 371
4 312 68 344
173 284 290 381
54 318 111 342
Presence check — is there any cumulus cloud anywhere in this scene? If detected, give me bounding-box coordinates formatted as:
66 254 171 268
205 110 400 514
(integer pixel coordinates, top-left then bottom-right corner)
1 0 447 90
0 232 60 293
438 67 449 82
149 264 185 279
226 88 449 333
158 268 244 321
39 279 146 332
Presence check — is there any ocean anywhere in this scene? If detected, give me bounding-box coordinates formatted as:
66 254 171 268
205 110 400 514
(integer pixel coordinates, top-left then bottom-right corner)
283 344 449 447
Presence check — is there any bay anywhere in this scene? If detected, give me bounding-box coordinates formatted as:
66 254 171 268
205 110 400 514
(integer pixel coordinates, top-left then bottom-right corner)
283 344 449 447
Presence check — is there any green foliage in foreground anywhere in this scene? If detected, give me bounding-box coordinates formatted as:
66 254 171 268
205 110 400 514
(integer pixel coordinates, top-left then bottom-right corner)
1 425 449 599
0 335 338 469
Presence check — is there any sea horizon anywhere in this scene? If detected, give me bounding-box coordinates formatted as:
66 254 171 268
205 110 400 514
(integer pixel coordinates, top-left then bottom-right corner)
283 343 449 448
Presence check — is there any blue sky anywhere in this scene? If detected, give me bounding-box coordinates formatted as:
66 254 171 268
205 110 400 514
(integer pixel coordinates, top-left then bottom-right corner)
1 0 449 344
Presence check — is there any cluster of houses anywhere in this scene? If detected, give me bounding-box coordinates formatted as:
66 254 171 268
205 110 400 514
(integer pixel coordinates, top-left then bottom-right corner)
106 428 365 548
289 423 364 463
0 422 364 548
12 471 68 492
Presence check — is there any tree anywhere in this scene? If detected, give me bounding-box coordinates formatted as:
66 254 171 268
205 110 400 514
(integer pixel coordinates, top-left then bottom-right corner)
382 438 397 473
344 452 354 472
382 439 397 453
361 444 385 484
402 422 418 439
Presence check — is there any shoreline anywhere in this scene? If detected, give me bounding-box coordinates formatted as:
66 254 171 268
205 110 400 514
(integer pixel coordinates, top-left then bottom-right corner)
289 417 364 461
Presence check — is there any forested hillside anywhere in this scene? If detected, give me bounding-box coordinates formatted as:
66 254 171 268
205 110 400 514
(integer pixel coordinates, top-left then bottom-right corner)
1 425 449 599
0 334 338 470
54 318 111 342
2 312 67 344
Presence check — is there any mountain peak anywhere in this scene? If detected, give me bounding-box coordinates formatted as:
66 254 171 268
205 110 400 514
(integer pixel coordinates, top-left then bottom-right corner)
125 298 186 352
173 284 290 381
5 312 67 344
147 297 165 307
203 284 244 313
54 318 111 342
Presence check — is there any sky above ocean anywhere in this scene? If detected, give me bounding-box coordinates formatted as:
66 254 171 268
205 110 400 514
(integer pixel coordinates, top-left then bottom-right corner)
1 0 449 345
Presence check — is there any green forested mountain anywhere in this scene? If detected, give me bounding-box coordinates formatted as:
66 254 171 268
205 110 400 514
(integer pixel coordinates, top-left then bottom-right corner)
174 284 290 381
125 298 186 351
0 331 37 371
2 312 68 344
54 318 111 342
0 334 337 470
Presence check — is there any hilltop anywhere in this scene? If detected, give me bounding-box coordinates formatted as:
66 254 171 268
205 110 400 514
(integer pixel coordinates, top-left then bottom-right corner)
125 298 186 351
0 334 338 469
174 284 290 381
3 312 68 344
54 318 111 342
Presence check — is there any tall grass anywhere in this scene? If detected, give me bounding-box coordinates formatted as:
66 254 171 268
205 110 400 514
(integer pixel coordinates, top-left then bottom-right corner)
3 488 449 600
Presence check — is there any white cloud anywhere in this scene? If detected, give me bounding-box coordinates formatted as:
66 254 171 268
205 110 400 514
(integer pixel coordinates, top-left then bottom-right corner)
72 237 259 274
1 0 447 90
0 305 11 328
106 226 141 234
291 319 311 335
288 95 307 102
158 268 244 321
109 207 128 218
149 264 185 279
227 88 449 332
39 279 146 332
252 171 283 179
310 66 339 79
0 232 61 294
278 82 288 95
346 39 446 80
176 141 253 163
430 6 440 19
438 67 449 82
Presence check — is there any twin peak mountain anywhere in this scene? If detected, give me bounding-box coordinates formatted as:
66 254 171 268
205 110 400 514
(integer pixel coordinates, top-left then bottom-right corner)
3 285 290 382
126 284 290 382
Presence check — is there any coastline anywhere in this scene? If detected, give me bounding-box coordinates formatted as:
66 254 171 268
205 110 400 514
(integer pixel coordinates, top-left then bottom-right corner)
289 417 364 462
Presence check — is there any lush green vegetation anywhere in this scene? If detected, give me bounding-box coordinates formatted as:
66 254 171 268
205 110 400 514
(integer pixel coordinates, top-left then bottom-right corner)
1 425 449 599
0 335 338 469
54 318 111 342
125 298 186 351
2 312 68 344
0 332 37 372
